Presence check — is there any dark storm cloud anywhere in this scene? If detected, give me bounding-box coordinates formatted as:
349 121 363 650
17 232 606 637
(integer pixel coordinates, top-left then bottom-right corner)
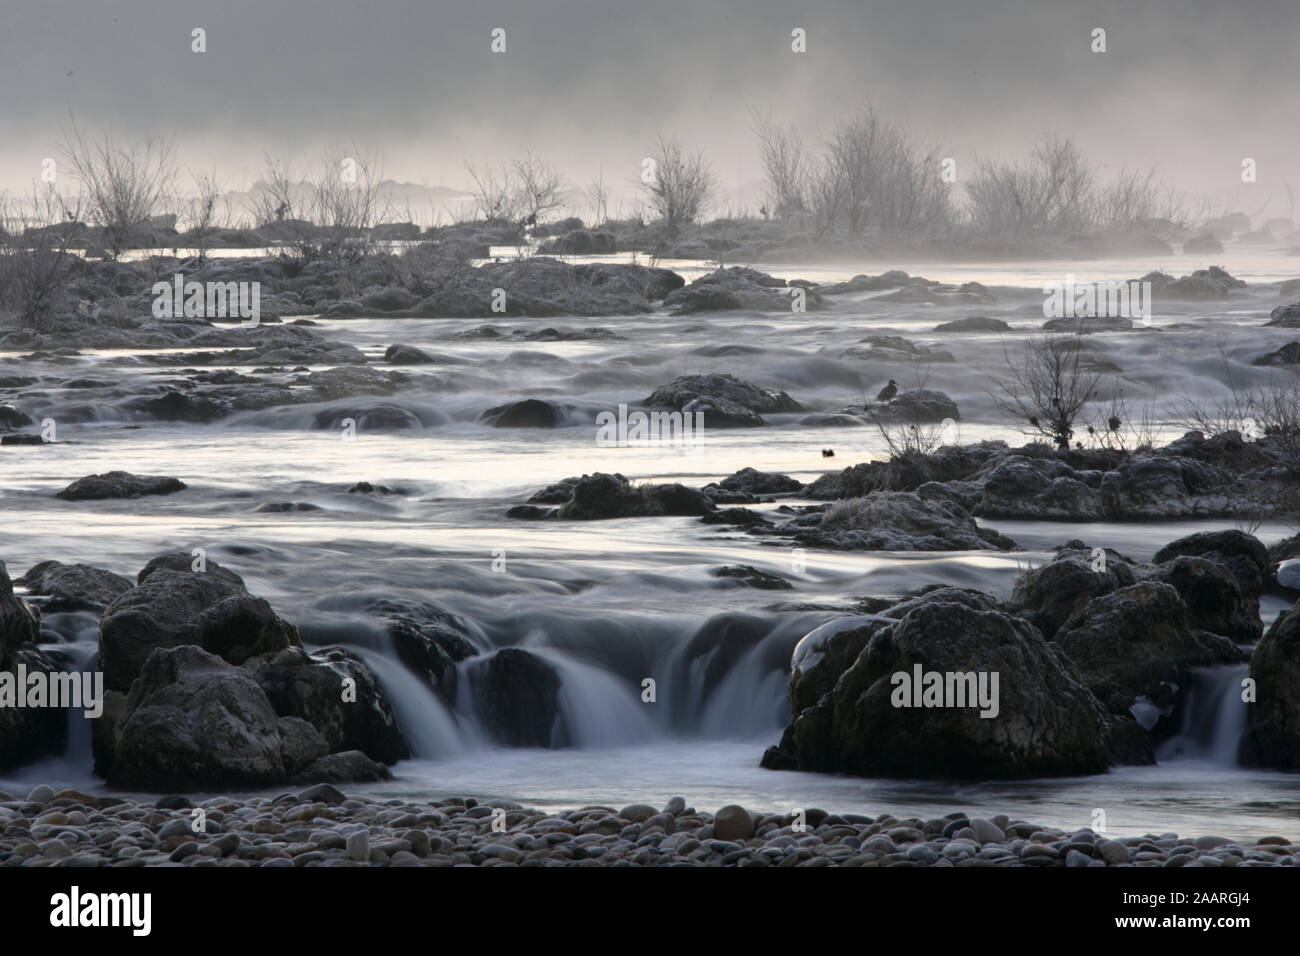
1 0 1296 202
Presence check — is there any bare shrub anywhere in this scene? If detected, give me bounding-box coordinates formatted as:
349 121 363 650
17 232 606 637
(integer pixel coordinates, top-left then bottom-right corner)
640 135 717 237
988 332 1104 449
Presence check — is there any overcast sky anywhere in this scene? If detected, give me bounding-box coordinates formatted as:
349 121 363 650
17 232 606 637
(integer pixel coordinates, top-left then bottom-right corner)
2 0 1296 215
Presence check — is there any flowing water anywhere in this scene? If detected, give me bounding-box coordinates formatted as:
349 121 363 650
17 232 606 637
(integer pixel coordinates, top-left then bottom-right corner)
2 248 1299 841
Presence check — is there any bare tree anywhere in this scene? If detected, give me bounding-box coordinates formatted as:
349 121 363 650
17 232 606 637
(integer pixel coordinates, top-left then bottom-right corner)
752 109 807 220
301 149 388 265
465 159 518 222
640 135 717 236
512 151 567 226
57 118 177 259
988 333 1104 449
184 169 222 263
250 154 299 226
586 167 609 226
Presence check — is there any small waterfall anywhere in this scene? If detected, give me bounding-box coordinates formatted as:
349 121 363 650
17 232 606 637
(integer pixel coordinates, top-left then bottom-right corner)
1155 664 1250 765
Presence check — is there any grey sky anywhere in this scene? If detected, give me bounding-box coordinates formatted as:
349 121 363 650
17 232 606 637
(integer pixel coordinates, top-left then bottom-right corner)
1 0 1296 214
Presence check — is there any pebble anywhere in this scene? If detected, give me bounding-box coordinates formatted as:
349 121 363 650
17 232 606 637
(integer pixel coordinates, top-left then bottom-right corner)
0 787 1291 868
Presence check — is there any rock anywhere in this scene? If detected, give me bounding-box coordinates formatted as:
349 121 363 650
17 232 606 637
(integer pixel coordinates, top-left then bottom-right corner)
664 267 814 314
970 818 1005 843
346 829 370 862
768 590 1114 779
708 467 802 496
15 561 133 614
1183 234 1224 254
26 784 55 805
552 472 715 520
481 398 565 428
297 783 348 806
361 287 420 313
1251 342 1300 366
644 373 802 426
278 716 330 776
248 646 410 765
619 804 657 823
856 389 961 426
1009 544 1139 639
710 565 793 590
1100 456 1232 519
795 491 1017 552
195 594 300 665
538 228 617 255
713 805 755 841
1055 582 1247 738
1152 530 1268 609
98 554 270 692
292 750 393 784
56 471 186 501
130 390 231 423
1145 556 1262 643
470 648 566 748
311 403 422 431
932 316 1011 333
0 404 34 428
108 646 286 789
1098 839 1131 864
384 343 437 364
974 456 1102 521
1266 303 1300 328
1245 602 1300 769
156 795 193 810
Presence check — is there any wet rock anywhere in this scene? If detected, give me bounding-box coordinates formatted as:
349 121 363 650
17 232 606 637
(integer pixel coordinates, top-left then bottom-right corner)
644 374 803 425
1253 342 1300 366
794 491 1017 552
1009 543 1139 638
553 473 715 520
471 648 567 748
384 343 437 364
1055 582 1248 738
1245 602 1300 770
292 750 393 784
56 471 186 501
311 403 422 431
99 554 255 692
768 590 1113 779
248 646 410 765
713 805 755 841
108 646 285 789
974 456 1101 520
130 389 231 423
15 561 133 614
1265 303 1300 328
710 565 793 590
481 398 565 428
933 316 1011 333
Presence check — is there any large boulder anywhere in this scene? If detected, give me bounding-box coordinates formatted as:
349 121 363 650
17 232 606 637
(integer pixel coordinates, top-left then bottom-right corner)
553 473 715 520
974 457 1102 520
764 591 1115 779
1009 544 1139 638
1054 582 1247 740
16 561 133 614
1144 556 1262 643
794 491 1017 552
0 564 66 771
56 471 186 501
1151 530 1268 610
245 646 409 765
471 647 566 748
98 553 297 692
108 646 285 789
864 389 961 425
644 374 803 428
1246 602 1300 769
1099 456 1232 518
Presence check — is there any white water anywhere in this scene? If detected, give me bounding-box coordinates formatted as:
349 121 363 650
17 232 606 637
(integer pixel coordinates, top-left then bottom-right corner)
2 248 1299 839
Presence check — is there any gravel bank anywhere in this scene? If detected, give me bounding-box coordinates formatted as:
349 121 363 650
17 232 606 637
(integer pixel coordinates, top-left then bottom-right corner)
1 785 1295 867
